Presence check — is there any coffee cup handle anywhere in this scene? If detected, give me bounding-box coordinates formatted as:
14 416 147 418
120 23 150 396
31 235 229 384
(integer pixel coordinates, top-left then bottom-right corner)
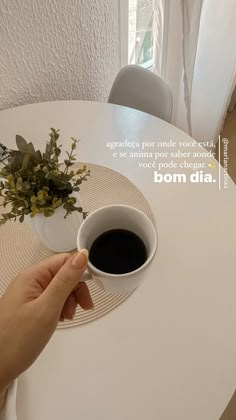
79 269 92 283
79 269 105 291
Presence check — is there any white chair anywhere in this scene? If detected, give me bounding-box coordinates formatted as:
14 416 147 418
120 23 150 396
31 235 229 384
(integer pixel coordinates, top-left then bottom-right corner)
108 65 173 123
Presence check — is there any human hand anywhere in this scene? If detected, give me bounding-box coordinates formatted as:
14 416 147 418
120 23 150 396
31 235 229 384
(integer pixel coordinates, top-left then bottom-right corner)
0 250 93 394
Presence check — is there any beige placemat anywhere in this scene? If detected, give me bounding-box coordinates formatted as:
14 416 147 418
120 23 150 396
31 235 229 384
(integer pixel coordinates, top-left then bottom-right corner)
0 163 153 328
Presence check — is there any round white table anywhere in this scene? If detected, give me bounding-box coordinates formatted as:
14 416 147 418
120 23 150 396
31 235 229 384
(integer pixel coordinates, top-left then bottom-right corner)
0 101 236 420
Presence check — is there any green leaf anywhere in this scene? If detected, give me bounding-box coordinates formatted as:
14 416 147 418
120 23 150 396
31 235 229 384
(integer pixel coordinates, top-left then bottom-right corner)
7 175 15 188
16 135 28 151
34 164 41 172
42 186 49 192
69 197 77 205
16 177 23 190
30 195 37 203
45 143 51 156
37 190 44 199
26 142 36 154
10 152 22 171
22 153 30 170
62 174 72 182
22 181 31 191
19 214 24 223
56 184 67 190
35 150 42 161
52 199 62 208
44 207 54 217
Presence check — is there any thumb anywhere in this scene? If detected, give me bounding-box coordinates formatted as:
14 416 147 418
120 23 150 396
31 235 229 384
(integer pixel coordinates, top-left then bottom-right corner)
42 249 89 309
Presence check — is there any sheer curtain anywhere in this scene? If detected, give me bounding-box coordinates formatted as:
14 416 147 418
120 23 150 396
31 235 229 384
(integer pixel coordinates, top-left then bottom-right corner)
153 0 236 143
181 0 203 136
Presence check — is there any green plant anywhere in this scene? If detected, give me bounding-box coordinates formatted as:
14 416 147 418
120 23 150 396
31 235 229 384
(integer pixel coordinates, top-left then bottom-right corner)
0 128 90 225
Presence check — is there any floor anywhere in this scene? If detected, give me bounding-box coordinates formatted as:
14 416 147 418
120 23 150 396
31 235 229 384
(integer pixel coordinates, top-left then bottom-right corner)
216 107 236 184
220 391 236 420
218 107 236 419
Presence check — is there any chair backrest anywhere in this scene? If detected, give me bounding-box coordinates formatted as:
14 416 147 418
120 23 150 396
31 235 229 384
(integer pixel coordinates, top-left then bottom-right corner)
108 65 173 122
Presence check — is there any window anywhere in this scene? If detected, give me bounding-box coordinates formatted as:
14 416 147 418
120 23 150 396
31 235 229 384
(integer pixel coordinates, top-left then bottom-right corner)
128 0 154 69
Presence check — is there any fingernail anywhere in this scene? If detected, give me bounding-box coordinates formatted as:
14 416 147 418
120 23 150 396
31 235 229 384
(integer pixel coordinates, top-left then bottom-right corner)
71 249 88 269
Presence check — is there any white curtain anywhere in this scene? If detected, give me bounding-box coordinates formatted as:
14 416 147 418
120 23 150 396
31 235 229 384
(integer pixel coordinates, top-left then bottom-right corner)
153 0 236 143
153 0 165 76
181 0 204 136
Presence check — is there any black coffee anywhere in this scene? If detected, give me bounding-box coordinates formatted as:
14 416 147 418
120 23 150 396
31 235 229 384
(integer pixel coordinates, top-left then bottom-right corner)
89 229 147 274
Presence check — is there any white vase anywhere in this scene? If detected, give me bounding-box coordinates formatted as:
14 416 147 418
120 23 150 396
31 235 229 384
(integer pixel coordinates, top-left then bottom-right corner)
25 194 83 252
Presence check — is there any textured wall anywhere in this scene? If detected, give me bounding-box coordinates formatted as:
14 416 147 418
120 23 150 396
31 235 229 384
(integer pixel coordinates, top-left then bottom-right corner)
0 0 120 110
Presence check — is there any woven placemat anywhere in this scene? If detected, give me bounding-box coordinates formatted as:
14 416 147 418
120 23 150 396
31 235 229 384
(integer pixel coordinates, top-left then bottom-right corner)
0 163 153 328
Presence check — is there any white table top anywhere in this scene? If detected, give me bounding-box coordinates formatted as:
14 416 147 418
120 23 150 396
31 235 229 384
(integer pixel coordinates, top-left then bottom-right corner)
0 101 235 420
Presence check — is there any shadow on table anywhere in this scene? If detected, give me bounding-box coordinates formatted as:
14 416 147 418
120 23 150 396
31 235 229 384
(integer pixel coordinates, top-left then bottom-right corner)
16 374 31 420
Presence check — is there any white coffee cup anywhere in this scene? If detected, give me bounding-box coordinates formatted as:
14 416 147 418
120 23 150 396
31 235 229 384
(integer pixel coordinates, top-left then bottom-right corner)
77 205 157 294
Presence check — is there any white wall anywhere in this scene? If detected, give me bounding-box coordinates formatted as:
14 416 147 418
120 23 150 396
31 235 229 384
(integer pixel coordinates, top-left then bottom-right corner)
0 0 120 111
